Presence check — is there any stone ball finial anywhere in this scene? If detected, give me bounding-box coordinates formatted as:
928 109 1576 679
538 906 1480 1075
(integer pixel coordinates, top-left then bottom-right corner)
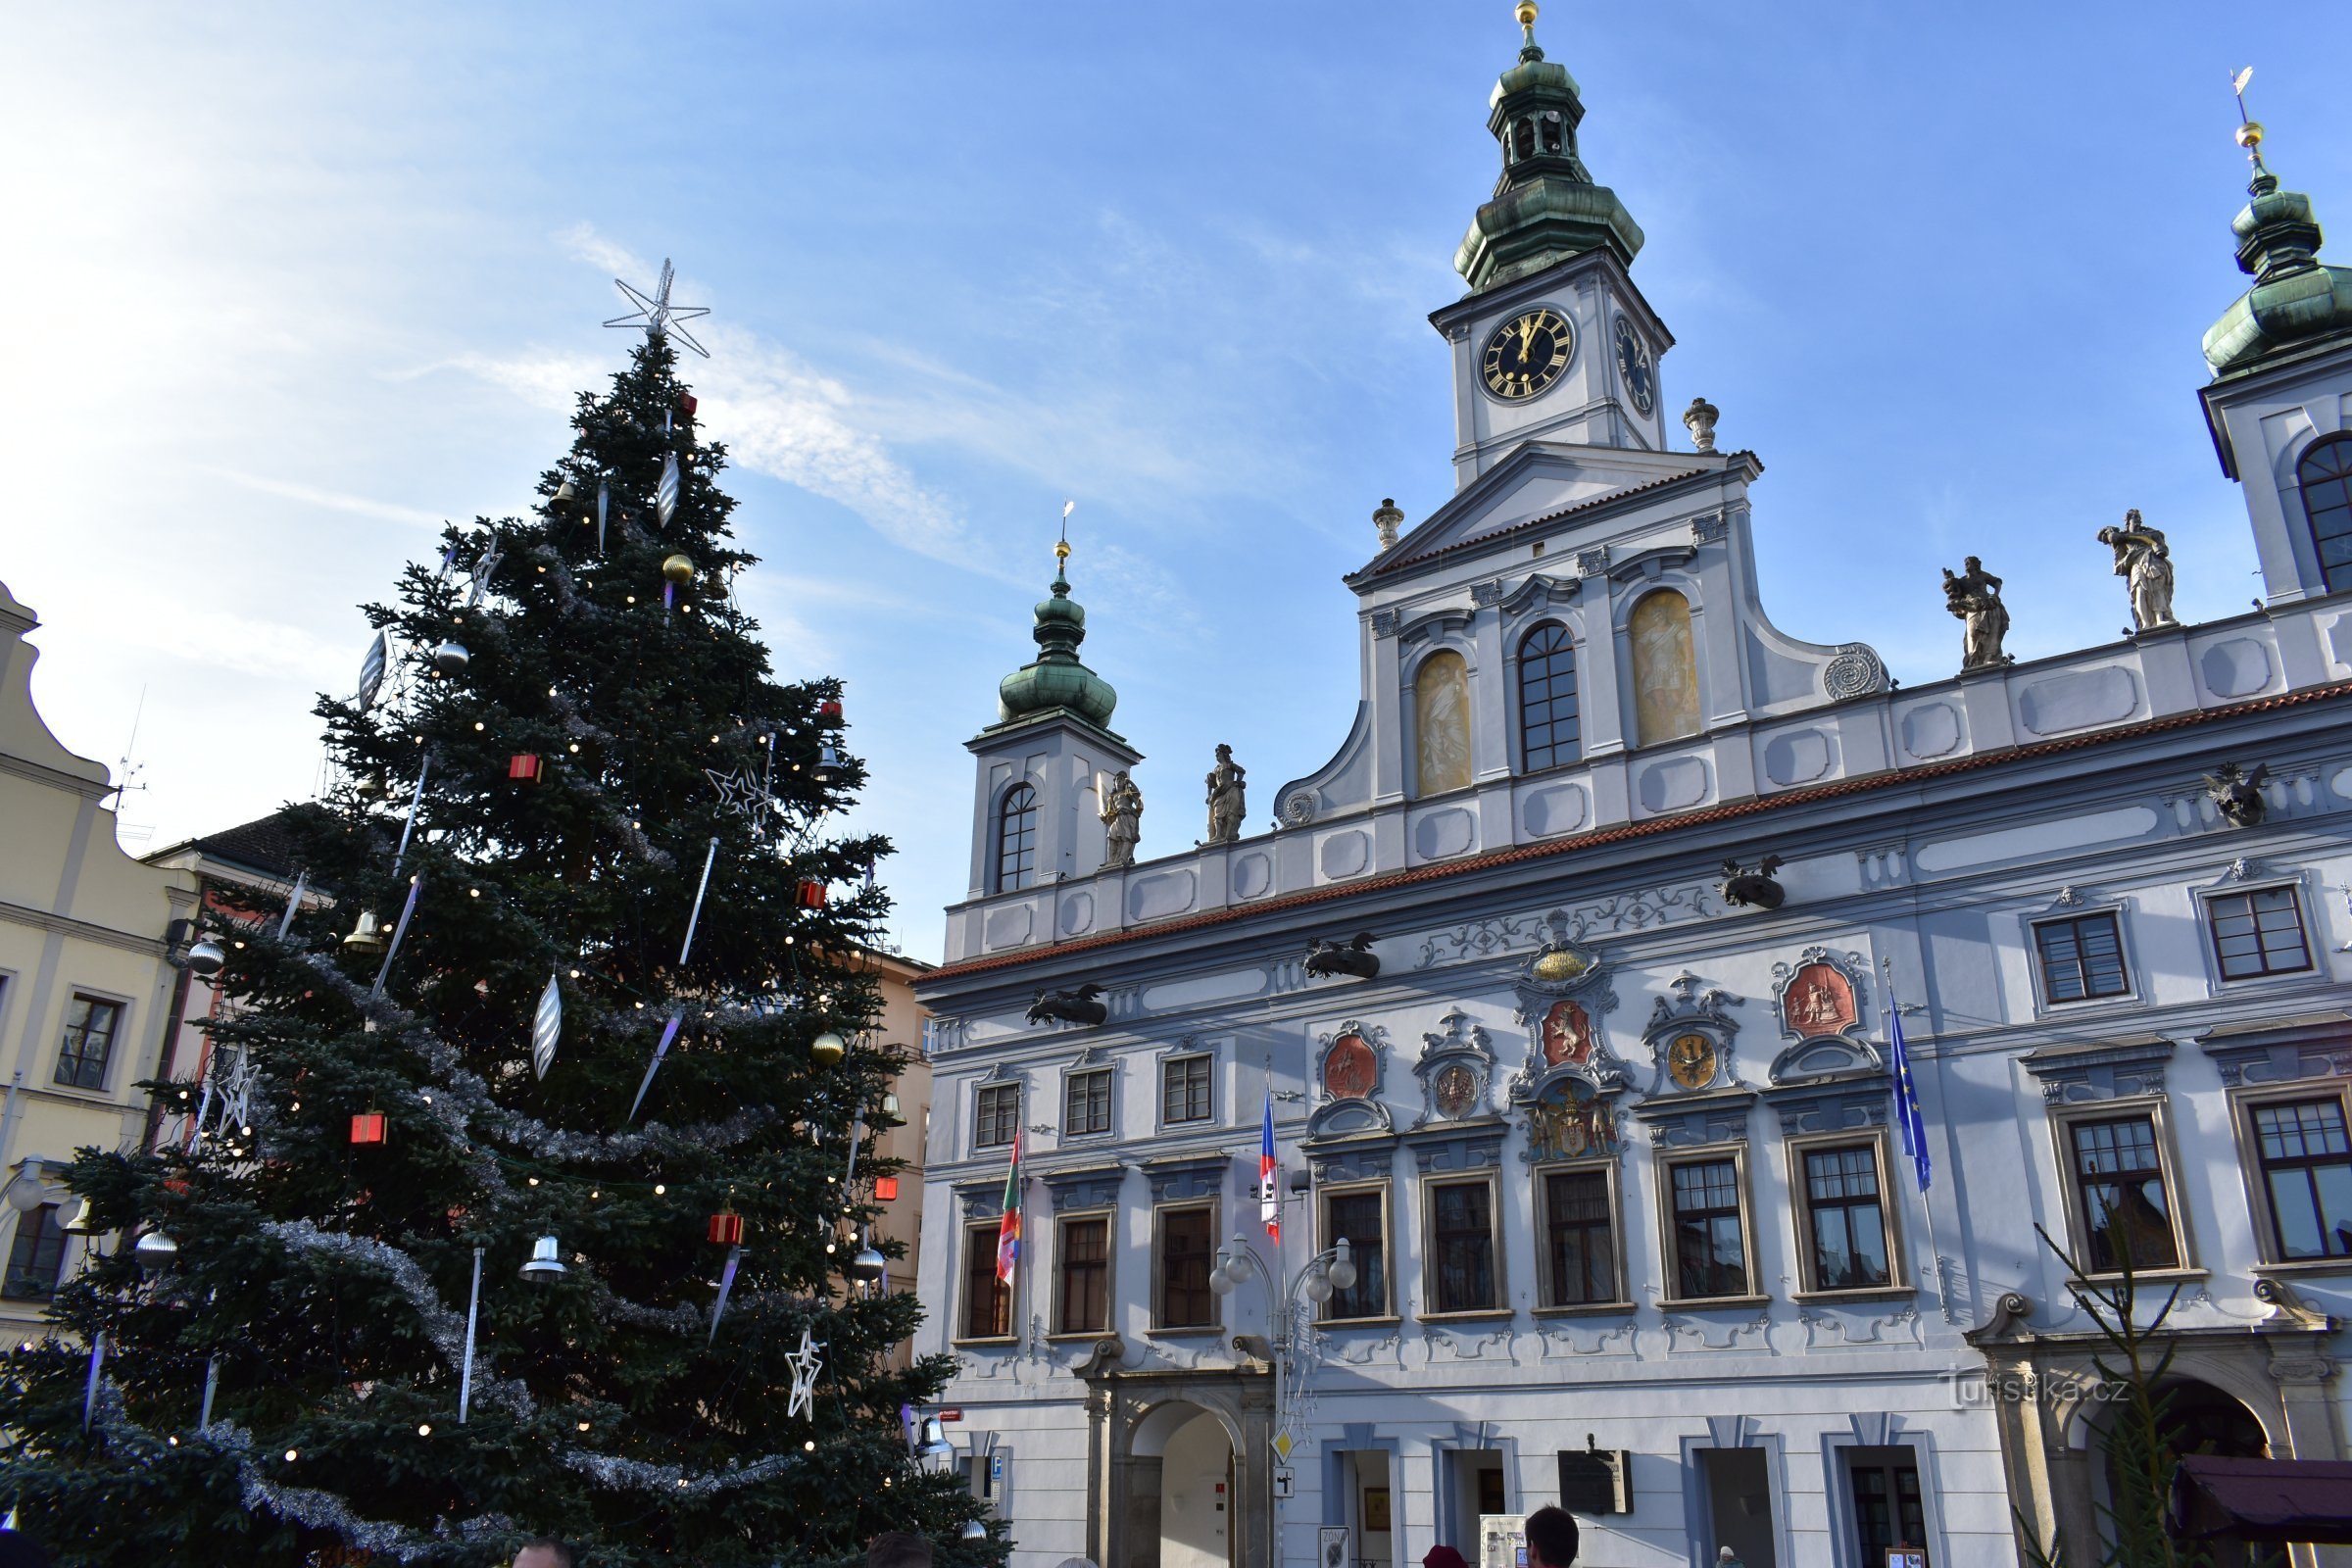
1683 396 1720 454
1373 497 1404 551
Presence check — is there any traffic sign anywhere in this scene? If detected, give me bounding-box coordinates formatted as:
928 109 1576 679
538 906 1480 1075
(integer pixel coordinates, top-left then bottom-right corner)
1271 1429 1296 1463
1273 1467 1295 1499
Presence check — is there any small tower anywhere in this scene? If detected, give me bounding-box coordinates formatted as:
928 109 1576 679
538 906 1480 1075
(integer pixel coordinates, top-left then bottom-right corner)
2197 86 2352 606
962 536 1140 901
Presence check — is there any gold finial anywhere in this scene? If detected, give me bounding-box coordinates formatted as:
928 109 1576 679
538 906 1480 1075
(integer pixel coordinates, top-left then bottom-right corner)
1054 499 1075 572
1515 1 1539 24
2230 67 2269 172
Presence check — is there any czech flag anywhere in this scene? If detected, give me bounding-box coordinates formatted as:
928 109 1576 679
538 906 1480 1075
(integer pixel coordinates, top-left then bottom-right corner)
995 1128 1022 1284
1259 1090 1280 1244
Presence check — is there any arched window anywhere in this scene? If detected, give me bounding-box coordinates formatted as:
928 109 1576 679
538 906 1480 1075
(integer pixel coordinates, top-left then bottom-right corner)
1512 119 1536 161
1517 623 1580 772
1413 650 1473 797
2299 434 2352 594
1629 590 1701 747
994 783 1038 892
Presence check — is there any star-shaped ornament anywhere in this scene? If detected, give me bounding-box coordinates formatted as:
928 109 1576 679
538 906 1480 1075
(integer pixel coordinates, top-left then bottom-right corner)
606 258 710 358
785 1326 823 1420
705 766 777 834
463 533 508 611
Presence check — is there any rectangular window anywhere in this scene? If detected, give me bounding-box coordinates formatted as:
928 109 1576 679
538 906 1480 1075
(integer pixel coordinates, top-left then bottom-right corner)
2251 1098 2352 1260
2034 912 2131 1003
2069 1114 2181 1272
973 1083 1020 1150
1428 1180 1498 1312
1064 1068 1112 1138
1056 1214 1110 1335
1846 1447 1927 1566
2207 887 2314 980
1321 1188 1389 1320
1541 1169 1617 1307
3 1204 68 1300
54 995 122 1091
1156 1205 1216 1328
1669 1157 1751 1299
959 1222 1011 1339
1801 1144 1892 1291
1161 1055 1211 1125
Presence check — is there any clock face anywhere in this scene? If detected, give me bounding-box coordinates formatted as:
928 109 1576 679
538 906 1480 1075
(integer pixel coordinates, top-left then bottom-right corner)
1613 317 1655 416
1481 307 1573 401
1667 1032 1717 1091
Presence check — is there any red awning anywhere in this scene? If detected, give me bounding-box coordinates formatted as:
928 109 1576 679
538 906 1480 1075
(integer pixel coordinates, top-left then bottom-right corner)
2170 1455 2352 1544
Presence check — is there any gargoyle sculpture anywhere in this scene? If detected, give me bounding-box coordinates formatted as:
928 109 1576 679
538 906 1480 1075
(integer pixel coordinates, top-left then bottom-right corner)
1717 855 1787 910
1026 983 1108 1027
2203 762 2271 828
1304 933 1381 980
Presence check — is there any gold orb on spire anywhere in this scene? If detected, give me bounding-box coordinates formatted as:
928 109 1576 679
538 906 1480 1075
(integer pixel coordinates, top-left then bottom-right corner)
2235 120 2265 150
1515 1 1539 25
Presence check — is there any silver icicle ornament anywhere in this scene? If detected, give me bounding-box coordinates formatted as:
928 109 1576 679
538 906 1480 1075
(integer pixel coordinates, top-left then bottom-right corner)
531 971 562 1079
356 630 388 710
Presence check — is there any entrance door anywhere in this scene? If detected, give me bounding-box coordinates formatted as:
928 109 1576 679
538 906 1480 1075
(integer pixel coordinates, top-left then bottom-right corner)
1342 1450 1393 1568
1844 1446 1926 1565
1159 1408 1236 1568
1700 1448 1776 1568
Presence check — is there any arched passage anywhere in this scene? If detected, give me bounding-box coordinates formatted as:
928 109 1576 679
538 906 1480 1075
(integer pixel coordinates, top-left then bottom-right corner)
1133 1400 1238 1568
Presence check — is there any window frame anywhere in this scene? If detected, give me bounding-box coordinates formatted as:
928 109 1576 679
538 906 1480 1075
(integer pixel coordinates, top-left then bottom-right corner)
955 1217 1015 1345
1513 619 1583 775
972 1082 1021 1152
2201 883 2317 985
1531 1158 1630 1313
2 1202 70 1301
2029 908 2135 1008
1159 1053 1214 1129
2230 1081 2352 1270
1052 1209 1114 1338
1420 1170 1507 1318
2048 1098 2197 1281
52 991 128 1094
2296 430 2352 596
1063 1066 1113 1140
1657 1145 1765 1307
1317 1179 1396 1324
1787 1129 1908 1299
1151 1200 1221 1332
992 781 1039 894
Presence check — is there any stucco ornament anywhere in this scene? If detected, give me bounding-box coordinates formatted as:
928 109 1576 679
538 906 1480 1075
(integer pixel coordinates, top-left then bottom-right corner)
2098 510 2179 632
1941 556 2012 671
1682 395 1719 453
1098 769 1143 869
1204 744 1247 844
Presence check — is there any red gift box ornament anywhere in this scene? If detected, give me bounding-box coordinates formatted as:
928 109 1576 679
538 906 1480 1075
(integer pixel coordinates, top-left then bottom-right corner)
678 392 699 417
508 754 544 783
795 879 827 909
817 699 843 725
708 1208 744 1246
350 1111 387 1146
873 1175 900 1201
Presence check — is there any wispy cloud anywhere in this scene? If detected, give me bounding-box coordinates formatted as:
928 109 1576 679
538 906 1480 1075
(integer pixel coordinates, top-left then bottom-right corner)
205 467 452 531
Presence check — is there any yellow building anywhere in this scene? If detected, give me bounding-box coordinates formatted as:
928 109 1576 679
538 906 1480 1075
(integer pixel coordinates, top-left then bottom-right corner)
856 946 935 1366
0 579 196 1328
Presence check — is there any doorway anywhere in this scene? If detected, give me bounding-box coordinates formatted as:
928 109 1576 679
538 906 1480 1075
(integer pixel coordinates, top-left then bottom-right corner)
1442 1447 1505 1558
1156 1407 1237 1568
1700 1447 1776 1568
1341 1449 1394 1568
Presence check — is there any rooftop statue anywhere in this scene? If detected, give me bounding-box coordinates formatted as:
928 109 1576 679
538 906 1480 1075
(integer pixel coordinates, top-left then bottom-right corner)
1099 769 1143 870
1204 744 1247 845
2098 510 2180 633
1941 556 2012 673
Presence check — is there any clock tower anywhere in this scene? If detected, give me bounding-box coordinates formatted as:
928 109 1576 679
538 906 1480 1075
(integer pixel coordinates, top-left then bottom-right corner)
1432 3 1674 488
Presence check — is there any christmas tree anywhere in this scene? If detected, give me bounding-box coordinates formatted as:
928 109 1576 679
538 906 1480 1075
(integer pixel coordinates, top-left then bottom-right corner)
0 309 998 1567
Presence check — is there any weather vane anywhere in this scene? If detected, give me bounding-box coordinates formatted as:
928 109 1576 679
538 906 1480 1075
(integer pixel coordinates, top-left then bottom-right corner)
1055 498 1075 574
2230 67 2269 178
606 258 711 358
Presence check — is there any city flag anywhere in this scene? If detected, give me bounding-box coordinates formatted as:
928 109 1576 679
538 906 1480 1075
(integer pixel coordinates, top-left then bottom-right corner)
1888 1001 1932 1193
994 1128 1022 1284
1259 1090 1280 1244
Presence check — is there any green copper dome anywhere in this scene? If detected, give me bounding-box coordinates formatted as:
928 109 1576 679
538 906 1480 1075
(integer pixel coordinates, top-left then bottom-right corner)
995 567 1118 731
2203 162 2352 375
1454 6 1643 293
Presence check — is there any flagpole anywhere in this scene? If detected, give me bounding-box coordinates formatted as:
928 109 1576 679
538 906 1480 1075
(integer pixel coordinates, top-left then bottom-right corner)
1884 957 1956 1324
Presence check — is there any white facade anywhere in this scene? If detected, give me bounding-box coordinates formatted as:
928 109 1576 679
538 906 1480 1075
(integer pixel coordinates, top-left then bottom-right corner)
914 25 2352 1568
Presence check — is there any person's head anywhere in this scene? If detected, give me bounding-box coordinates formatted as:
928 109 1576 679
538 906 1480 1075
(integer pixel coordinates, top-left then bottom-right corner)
512 1542 574 1568
1524 1505 1580 1568
1420 1548 1468 1568
866 1533 933 1568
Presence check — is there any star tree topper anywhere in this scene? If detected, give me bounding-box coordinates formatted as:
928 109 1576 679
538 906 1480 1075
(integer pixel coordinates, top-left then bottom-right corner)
606 258 711 358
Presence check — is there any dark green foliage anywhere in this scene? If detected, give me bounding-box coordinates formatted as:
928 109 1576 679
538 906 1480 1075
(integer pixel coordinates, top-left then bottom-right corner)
0 334 1003 1567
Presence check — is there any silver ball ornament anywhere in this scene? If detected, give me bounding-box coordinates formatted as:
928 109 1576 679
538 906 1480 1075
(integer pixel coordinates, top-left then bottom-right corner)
432 640 471 675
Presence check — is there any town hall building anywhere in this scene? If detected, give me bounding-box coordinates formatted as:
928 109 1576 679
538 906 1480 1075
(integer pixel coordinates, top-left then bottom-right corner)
911 10 2352 1566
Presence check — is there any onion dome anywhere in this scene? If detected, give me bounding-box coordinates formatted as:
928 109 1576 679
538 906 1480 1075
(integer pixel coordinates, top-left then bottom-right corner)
996 544 1118 732
1454 2 1644 294
2203 115 2352 375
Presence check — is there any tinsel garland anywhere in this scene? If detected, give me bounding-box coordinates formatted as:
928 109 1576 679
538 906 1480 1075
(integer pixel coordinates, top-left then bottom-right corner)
559 1447 803 1496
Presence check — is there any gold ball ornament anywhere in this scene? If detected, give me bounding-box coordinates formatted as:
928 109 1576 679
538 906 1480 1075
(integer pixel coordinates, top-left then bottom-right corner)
810 1031 847 1067
2235 121 2264 151
662 554 696 586
1514 1 1539 25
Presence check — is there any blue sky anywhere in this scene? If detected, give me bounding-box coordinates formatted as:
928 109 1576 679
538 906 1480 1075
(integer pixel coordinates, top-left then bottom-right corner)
4 4 2345 960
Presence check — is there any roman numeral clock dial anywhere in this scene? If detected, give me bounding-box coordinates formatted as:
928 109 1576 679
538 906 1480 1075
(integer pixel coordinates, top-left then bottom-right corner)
1480 307 1572 400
